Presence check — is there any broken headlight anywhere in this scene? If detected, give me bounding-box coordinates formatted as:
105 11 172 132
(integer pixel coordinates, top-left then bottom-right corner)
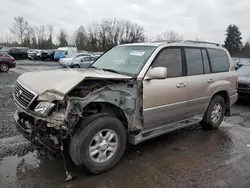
34 102 55 116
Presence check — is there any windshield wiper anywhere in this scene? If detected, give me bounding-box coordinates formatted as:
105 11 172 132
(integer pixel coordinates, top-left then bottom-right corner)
89 66 121 74
101 68 120 74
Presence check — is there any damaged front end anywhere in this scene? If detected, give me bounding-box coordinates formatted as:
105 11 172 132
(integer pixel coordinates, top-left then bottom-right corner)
13 77 143 158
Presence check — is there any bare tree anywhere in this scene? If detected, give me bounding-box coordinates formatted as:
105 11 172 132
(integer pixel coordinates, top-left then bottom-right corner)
23 26 34 47
34 25 46 48
74 25 87 50
156 30 183 42
10 16 29 44
57 29 68 46
87 22 99 51
47 25 54 42
120 21 145 44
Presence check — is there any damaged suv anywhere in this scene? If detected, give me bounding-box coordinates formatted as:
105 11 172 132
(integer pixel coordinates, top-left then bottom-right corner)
13 41 238 174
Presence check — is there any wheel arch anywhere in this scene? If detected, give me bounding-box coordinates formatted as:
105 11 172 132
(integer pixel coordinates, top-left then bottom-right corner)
82 102 128 130
211 90 230 116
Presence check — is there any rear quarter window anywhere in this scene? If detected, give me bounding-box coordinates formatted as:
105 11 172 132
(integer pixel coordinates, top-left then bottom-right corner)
207 49 230 73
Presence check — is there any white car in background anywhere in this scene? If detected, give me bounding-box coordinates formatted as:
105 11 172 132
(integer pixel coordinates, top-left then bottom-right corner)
59 53 93 65
59 56 97 68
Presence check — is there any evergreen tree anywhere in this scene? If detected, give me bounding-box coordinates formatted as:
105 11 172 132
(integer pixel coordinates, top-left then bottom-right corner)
224 25 243 54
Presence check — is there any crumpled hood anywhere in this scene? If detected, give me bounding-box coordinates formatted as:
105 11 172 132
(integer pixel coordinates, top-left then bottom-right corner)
17 68 132 99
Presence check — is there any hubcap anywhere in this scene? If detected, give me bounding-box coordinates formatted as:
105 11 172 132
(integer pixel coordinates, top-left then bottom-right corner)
211 103 222 123
0 63 8 72
89 129 118 163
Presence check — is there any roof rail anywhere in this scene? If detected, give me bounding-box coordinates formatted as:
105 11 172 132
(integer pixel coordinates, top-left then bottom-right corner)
152 40 184 43
184 40 220 46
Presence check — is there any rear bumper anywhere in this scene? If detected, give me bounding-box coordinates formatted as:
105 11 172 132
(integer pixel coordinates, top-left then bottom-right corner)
230 93 238 105
238 89 250 99
9 62 16 68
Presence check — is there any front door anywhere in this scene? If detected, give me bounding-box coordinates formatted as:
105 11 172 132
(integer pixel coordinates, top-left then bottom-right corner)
143 48 188 128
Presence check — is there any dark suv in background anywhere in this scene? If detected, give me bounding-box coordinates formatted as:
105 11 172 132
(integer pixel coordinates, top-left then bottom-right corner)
0 47 29 60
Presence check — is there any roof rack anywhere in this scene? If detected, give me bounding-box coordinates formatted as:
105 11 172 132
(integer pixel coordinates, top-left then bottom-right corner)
152 40 220 46
152 40 183 43
184 40 220 46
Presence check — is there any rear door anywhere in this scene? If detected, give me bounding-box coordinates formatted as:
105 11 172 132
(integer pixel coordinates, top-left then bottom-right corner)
206 48 233 96
185 48 212 117
143 47 188 128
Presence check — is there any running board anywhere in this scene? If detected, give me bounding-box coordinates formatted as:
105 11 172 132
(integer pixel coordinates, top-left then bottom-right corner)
129 117 201 145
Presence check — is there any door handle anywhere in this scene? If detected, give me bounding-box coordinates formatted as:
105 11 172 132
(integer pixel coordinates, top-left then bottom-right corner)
207 79 214 83
176 83 186 88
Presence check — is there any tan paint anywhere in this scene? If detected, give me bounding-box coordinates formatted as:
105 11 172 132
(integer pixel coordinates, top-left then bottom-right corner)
17 68 132 96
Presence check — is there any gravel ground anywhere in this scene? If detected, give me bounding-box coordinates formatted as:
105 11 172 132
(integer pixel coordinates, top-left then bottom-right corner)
2 60 250 188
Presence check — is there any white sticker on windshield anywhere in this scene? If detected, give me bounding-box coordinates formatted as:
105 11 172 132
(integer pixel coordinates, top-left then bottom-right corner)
130 51 145 56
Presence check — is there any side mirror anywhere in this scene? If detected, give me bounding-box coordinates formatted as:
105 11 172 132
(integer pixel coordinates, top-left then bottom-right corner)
145 67 167 80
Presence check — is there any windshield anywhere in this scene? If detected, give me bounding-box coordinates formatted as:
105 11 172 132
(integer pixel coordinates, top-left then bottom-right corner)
0 47 11 52
237 66 250 76
91 45 156 76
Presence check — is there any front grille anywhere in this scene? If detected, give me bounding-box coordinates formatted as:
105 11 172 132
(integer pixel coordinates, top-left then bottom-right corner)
13 81 37 109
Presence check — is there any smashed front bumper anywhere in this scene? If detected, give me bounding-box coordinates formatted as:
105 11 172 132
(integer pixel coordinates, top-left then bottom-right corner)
14 110 63 155
14 110 32 140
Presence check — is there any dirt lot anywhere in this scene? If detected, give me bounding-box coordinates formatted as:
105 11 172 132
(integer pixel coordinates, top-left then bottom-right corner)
1 60 250 188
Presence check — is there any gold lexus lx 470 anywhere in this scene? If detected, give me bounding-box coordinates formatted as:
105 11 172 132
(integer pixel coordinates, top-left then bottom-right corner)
13 41 238 174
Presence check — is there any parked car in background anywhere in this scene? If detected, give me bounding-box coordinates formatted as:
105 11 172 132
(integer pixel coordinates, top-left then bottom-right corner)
237 65 250 99
93 51 104 57
36 50 51 61
54 47 78 61
232 58 250 70
27 49 38 60
0 53 15 72
0 47 29 60
13 41 237 174
47 49 56 60
58 53 93 64
59 56 96 68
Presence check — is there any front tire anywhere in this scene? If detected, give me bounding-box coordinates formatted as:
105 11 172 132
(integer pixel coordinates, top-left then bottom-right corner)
201 95 225 130
69 114 127 174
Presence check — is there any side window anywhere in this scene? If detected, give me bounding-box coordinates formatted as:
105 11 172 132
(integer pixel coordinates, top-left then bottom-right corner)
207 49 230 73
152 48 182 78
185 48 203 76
201 49 211 74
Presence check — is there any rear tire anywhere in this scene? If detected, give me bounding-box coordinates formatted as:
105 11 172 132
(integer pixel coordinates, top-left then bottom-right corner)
69 113 127 174
201 95 225 130
0 63 9 72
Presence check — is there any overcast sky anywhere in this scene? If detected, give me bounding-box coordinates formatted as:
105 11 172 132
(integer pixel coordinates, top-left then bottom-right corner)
0 0 249 44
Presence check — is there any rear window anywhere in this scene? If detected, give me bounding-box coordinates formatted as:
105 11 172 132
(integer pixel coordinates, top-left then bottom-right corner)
207 49 230 73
